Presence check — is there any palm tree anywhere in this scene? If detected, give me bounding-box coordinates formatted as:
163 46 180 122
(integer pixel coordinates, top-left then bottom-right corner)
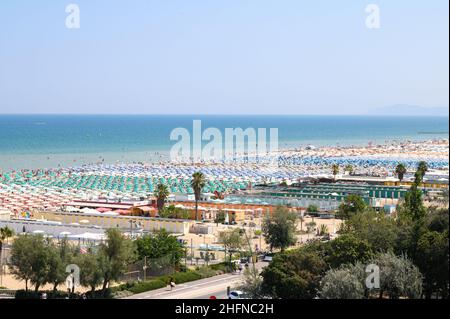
414 161 429 186
417 161 428 176
331 164 339 181
191 172 206 221
319 224 329 236
344 164 354 175
0 226 14 270
154 183 170 214
395 163 407 182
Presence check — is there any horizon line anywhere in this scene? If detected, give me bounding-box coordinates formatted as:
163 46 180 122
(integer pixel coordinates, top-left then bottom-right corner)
0 113 448 117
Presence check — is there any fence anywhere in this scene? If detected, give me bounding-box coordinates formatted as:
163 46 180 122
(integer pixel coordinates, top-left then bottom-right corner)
119 254 178 282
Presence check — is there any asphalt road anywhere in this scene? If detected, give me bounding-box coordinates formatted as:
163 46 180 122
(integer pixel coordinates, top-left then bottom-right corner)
127 262 266 299
126 273 243 299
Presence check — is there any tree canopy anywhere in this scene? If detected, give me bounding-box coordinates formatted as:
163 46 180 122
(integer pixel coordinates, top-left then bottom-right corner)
260 248 326 299
262 207 298 252
336 194 368 220
135 229 185 270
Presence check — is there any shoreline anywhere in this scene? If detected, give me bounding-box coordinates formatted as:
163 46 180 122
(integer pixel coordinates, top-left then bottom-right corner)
0 138 448 171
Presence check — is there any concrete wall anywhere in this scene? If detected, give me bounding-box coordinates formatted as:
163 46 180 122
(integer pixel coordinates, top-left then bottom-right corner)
0 219 104 237
36 211 192 235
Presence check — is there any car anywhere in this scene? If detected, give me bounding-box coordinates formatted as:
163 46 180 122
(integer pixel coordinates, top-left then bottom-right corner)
262 255 273 262
228 290 245 299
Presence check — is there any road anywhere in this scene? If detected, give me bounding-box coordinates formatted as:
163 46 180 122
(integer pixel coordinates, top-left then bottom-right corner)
126 273 243 299
127 262 266 299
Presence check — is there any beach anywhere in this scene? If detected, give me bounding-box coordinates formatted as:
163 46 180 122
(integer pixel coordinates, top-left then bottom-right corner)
0 115 448 170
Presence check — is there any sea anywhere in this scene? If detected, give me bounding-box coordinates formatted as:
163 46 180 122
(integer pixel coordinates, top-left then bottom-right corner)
0 115 448 170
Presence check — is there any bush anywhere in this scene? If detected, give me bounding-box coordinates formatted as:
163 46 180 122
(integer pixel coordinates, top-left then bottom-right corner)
15 290 40 299
196 267 217 278
15 289 75 299
319 265 366 299
87 264 228 297
127 279 166 294
172 271 202 284
47 290 73 299
85 288 113 299
209 262 230 273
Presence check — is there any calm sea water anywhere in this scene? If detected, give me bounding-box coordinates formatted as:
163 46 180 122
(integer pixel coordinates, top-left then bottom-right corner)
0 115 448 170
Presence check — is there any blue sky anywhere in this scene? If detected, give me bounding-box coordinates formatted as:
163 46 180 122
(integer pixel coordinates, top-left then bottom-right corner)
0 0 448 114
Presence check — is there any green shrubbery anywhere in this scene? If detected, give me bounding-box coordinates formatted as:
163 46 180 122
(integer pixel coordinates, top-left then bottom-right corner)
195 266 218 278
15 289 72 299
109 266 223 297
13 262 230 299
15 290 41 299
209 261 236 273
123 279 167 294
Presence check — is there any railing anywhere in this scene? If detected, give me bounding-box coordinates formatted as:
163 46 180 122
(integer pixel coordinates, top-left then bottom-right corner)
0 289 16 298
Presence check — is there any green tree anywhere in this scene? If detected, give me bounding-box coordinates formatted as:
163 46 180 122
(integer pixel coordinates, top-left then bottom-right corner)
46 238 75 291
237 266 265 298
214 210 226 226
344 164 354 175
0 226 13 293
324 234 373 268
191 172 206 221
416 161 428 184
415 231 449 299
135 229 184 268
371 252 423 299
305 221 316 234
10 235 50 292
75 252 103 292
394 163 407 182
154 183 170 213
426 207 449 233
260 248 326 299
343 211 398 253
218 228 244 266
27 237 51 292
160 205 190 219
318 224 329 236
262 207 298 252
0 226 13 267
9 235 34 291
319 264 366 299
98 228 135 294
401 188 426 221
336 194 367 220
307 205 319 213
331 164 339 180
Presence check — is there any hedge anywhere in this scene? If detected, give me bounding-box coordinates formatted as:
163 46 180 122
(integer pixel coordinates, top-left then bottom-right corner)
209 262 230 272
13 264 231 299
15 290 75 299
127 279 167 294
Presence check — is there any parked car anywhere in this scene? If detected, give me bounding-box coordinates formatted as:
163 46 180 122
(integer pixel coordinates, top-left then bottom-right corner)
228 290 245 299
240 257 250 263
